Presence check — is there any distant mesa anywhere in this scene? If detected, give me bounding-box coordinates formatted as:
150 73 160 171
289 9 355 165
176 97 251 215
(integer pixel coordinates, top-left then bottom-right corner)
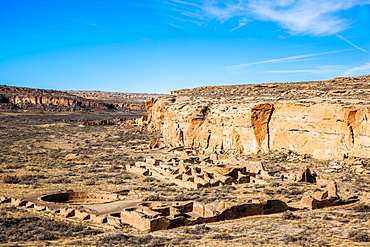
0 85 166 112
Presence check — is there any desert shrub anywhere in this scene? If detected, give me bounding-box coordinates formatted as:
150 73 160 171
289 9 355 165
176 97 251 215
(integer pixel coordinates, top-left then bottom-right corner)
0 215 102 243
269 181 281 187
0 206 21 213
353 205 370 212
27 168 40 172
97 233 169 246
108 179 126 184
281 234 323 246
120 174 132 179
164 182 176 186
349 231 370 242
282 234 296 244
35 232 57 241
190 224 210 234
85 180 96 185
196 189 234 203
143 176 158 182
321 215 332 220
288 188 304 195
170 194 194 201
48 177 72 184
187 188 207 196
281 188 305 198
87 168 100 173
97 174 114 179
71 177 83 182
254 184 265 189
161 185 177 192
5 164 23 169
282 211 301 220
2 175 20 184
210 233 233 240
282 234 310 244
20 175 47 184
220 186 236 193
98 233 129 245
264 189 274 196
143 194 164 201
1 174 47 184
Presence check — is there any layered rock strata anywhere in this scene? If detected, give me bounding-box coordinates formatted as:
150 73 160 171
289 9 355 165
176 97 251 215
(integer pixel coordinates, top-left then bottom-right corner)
0 85 164 112
0 85 109 111
147 75 370 160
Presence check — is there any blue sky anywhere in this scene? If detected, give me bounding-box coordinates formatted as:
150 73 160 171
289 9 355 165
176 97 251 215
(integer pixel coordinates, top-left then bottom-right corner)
0 0 369 93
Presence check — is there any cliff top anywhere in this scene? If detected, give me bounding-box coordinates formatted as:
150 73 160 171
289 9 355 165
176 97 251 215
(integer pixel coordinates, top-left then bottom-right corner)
170 75 370 106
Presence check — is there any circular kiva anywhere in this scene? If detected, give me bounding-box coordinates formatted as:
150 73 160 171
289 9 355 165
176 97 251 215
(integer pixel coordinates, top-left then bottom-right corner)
39 192 120 205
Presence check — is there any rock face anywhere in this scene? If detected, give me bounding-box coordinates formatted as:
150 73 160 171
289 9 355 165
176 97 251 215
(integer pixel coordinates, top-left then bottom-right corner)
0 85 111 111
66 90 167 111
9 94 104 109
0 85 165 112
147 75 370 160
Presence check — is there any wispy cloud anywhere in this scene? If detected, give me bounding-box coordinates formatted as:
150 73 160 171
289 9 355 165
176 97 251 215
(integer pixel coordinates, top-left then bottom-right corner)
230 18 249 32
167 0 370 36
267 64 346 78
169 23 185 29
267 69 338 74
342 62 370 76
336 34 368 53
226 49 352 71
170 0 200 8
166 12 204 25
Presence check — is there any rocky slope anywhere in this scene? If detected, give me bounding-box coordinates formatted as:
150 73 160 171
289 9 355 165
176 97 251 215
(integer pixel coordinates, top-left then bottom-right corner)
0 85 164 112
147 75 370 160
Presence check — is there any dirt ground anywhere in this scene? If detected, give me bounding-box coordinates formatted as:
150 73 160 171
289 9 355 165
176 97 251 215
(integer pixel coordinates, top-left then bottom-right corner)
0 110 369 246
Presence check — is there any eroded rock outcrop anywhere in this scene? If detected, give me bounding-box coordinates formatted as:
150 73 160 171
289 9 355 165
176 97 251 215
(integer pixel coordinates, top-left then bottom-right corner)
0 85 164 112
147 75 370 160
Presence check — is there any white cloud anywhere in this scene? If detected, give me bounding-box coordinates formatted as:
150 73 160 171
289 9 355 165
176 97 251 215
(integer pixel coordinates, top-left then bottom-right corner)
268 69 330 73
230 18 249 32
169 0 201 8
168 0 370 36
336 34 368 53
342 62 370 76
226 49 351 71
169 23 185 29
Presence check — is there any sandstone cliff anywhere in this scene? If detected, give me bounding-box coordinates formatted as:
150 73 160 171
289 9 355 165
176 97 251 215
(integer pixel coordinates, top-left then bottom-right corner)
147 75 370 160
0 85 164 112
66 90 167 111
0 85 111 112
